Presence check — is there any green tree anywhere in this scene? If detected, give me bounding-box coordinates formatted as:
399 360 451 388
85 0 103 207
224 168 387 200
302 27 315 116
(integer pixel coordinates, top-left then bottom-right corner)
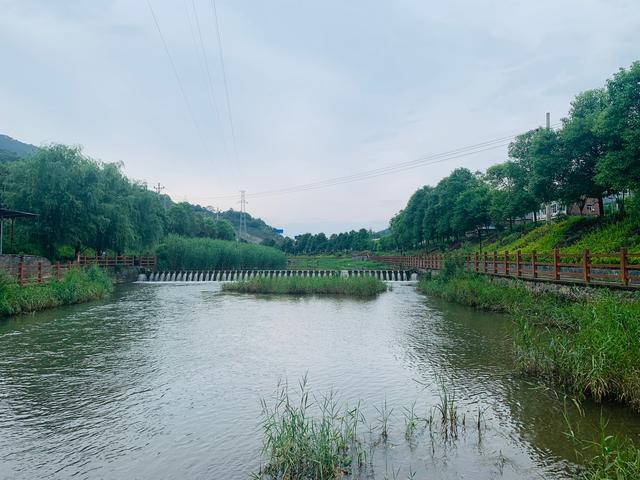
596 62 640 197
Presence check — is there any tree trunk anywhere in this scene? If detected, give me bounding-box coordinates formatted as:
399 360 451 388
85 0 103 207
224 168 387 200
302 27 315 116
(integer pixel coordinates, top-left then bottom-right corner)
508 217 513 231
533 210 538 225
598 195 605 217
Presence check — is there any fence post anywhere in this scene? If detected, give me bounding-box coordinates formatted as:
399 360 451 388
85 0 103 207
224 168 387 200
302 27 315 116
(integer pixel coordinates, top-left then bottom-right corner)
493 251 498 275
474 252 479 272
54 263 60 280
483 252 488 273
531 250 537 279
583 249 590 285
516 250 521 278
620 247 628 287
37 261 43 283
18 260 24 286
504 250 509 276
553 249 560 281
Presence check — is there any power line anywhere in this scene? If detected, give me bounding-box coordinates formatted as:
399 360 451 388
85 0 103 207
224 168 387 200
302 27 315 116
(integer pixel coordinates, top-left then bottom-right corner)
192 124 561 201
210 0 240 167
187 0 227 150
146 0 210 155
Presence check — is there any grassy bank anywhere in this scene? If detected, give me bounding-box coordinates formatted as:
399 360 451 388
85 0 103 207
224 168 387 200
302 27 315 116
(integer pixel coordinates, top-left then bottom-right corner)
156 235 287 270
0 266 113 317
222 275 387 298
287 255 387 270
418 273 640 410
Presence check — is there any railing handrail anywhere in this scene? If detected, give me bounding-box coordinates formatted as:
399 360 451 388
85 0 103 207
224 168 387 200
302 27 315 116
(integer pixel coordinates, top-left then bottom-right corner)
371 247 638 288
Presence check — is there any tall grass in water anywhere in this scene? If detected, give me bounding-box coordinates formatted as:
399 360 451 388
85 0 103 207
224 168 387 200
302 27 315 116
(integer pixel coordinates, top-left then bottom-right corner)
0 266 113 316
156 234 286 270
255 377 363 480
223 276 387 298
419 272 640 410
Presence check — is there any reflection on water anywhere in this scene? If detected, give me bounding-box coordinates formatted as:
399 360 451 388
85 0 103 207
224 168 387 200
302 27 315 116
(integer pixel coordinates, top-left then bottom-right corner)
0 283 638 479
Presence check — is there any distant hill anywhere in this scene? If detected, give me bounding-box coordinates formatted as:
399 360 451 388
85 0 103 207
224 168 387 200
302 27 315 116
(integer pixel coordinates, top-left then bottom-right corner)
188 204 283 245
219 209 284 245
0 134 38 160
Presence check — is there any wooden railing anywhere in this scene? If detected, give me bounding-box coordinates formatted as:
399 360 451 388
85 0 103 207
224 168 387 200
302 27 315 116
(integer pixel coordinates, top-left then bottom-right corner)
1 255 157 286
76 255 156 268
372 248 640 288
1 261 78 286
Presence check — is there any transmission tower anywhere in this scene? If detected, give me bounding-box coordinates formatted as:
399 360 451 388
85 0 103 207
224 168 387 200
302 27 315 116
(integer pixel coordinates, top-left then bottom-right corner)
238 190 248 240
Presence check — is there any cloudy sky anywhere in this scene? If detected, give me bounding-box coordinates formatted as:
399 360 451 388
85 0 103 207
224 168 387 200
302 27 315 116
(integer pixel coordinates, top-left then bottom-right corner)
1 0 639 235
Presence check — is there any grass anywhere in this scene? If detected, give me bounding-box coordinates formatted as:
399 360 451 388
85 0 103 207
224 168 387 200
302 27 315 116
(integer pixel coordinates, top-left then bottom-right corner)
287 255 388 270
418 272 640 410
223 275 387 298
472 216 640 259
0 266 113 317
255 377 361 480
156 235 287 270
254 377 486 479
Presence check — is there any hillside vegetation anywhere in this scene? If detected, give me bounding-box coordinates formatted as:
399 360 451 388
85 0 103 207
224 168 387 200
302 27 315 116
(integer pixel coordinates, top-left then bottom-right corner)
474 215 640 254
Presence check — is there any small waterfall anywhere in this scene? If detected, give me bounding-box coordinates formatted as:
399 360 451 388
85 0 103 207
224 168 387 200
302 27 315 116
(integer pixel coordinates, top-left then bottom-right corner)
411 273 418 281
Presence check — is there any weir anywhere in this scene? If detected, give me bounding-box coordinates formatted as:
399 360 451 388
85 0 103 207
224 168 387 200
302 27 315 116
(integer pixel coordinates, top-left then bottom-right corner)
140 270 418 282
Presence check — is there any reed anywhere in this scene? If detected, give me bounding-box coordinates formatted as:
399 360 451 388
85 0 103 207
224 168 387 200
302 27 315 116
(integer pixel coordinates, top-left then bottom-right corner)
255 377 361 480
223 275 387 298
419 272 640 411
156 235 286 270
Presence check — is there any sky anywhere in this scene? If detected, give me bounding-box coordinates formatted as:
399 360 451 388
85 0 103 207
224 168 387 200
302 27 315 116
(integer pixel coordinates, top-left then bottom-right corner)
1 0 639 236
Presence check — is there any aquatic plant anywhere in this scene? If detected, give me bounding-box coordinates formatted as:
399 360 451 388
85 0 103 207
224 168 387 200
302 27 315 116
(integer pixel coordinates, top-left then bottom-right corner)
418 273 640 411
255 377 362 480
222 275 387 298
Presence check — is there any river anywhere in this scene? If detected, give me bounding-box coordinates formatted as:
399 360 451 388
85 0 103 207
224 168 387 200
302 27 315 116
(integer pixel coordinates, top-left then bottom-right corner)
1 282 639 479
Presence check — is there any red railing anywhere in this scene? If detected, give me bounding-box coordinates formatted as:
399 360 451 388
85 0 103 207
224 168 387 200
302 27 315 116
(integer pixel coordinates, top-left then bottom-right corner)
76 255 156 268
372 248 640 288
1 255 157 286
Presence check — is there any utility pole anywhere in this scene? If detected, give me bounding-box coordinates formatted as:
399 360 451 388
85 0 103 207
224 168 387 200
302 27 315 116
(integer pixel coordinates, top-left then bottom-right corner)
238 190 248 241
153 182 165 195
153 182 168 209
545 112 552 221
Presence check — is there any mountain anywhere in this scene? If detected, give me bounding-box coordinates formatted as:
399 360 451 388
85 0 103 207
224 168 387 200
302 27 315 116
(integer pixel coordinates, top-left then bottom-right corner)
0 134 38 160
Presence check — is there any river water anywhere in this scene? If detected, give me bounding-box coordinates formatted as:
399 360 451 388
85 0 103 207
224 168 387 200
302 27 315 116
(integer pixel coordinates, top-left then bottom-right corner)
1 282 639 479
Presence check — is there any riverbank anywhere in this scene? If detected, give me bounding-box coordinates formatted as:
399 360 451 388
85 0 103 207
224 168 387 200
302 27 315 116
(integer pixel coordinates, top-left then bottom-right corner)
418 273 640 409
222 275 387 298
0 266 113 317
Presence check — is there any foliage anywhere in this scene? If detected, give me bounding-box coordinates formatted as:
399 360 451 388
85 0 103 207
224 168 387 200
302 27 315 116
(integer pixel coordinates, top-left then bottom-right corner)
286 255 387 270
280 229 376 255
222 275 387 298
0 144 261 259
155 235 286 270
0 266 113 316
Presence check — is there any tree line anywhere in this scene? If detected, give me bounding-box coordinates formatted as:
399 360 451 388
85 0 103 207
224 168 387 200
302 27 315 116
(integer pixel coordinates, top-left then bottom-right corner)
0 145 239 259
276 229 377 255
388 61 640 250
